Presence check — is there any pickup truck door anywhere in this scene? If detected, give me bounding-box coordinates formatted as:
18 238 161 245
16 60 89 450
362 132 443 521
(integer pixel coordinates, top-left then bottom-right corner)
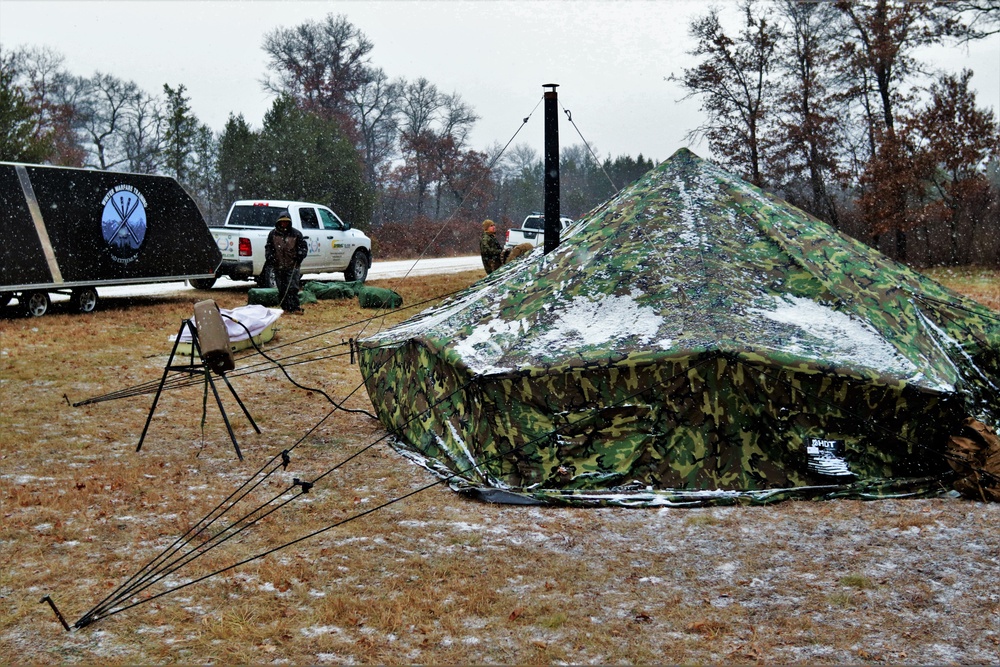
319 209 350 268
296 207 325 272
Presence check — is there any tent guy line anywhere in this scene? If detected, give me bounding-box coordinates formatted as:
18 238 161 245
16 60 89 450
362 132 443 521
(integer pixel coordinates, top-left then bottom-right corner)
70 286 471 406
75 315 467 627
560 100 620 193
67 333 1000 629
352 94 545 341
69 355 717 629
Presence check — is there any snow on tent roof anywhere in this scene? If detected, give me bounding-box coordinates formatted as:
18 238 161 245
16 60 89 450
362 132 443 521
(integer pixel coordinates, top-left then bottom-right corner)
358 148 1000 507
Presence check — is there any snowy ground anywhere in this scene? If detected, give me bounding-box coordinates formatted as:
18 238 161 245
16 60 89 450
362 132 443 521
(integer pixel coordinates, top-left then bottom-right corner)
47 255 484 301
2 265 999 664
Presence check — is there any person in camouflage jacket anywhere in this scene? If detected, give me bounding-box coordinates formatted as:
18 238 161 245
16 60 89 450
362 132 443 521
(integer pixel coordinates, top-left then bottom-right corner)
480 219 502 274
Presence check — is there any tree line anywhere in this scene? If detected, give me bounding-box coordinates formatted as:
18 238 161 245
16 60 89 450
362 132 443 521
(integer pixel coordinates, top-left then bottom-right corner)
2 3 998 264
672 0 1000 267
1 14 651 259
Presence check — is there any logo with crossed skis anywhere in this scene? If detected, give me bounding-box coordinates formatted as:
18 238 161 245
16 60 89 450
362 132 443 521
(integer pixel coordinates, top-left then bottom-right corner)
101 185 148 264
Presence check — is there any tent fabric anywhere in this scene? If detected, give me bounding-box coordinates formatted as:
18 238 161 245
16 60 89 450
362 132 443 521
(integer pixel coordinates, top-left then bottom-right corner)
358 148 1000 507
248 287 317 307
302 280 364 300
358 286 403 310
249 281 399 310
247 288 277 307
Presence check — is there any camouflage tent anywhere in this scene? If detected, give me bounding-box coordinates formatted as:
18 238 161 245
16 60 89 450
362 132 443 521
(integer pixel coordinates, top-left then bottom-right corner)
358 149 1000 507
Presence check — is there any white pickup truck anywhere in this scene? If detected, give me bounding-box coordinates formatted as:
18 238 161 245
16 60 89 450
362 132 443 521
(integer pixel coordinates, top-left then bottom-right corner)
503 213 575 250
196 200 372 289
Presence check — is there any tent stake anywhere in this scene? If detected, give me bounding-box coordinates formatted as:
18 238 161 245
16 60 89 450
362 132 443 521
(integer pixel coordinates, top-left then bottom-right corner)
40 595 70 631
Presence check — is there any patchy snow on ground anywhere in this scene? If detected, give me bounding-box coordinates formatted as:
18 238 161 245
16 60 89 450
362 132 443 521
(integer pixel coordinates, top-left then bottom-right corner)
46 256 484 301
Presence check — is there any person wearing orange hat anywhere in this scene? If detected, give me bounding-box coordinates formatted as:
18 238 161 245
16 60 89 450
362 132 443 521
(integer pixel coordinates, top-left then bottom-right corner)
480 219 502 274
265 213 308 314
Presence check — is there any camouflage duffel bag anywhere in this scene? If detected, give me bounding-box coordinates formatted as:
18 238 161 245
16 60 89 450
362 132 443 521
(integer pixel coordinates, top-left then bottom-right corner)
302 281 363 300
248 287 318 307
248 288 279 307
358 286 403 310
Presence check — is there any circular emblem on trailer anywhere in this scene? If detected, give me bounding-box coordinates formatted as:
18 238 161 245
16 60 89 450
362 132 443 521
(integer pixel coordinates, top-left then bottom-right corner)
101 185 148 264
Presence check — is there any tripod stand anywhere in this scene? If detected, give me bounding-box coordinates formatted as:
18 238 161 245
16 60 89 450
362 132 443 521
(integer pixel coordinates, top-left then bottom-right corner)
136 319 260 460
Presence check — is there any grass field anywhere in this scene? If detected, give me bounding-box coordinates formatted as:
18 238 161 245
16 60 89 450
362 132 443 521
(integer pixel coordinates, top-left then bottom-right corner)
1 267 998 664
922 265 1000 312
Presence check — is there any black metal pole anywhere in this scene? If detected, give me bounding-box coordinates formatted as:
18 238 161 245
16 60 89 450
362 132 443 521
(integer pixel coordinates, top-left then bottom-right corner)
220 373 261 434
137 320 192 452
543 83 560 255
204 369 244 461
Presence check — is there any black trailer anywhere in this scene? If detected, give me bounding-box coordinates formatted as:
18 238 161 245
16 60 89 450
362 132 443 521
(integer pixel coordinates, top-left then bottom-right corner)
0 162 221 316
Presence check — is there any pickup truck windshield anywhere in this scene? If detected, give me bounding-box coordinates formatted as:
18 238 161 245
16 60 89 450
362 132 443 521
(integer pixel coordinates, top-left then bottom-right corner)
228 206 288 228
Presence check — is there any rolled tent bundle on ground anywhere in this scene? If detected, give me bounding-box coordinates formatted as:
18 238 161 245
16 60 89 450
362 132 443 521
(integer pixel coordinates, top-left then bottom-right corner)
302 280 364 300
358 149 1000 507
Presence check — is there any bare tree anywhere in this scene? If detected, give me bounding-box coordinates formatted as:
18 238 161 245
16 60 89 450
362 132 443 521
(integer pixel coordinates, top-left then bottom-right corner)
398 78 444 217
769 0 843 225
835 0 962 259
503 143 540 177
399 77 443 139
438 92 479 149
262 13 374 123
122 89 163 173
350 67 403 188
672 0 781 187
430 92 480 213
395 79 483 218
77 72 141 170
0 46 51 162
4 45 85 165
950 0 1000 40
909 69 999 264
835 1 959 141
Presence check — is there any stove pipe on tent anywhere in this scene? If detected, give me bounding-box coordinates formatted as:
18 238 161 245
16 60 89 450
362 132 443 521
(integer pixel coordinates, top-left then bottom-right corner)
543 83 560 255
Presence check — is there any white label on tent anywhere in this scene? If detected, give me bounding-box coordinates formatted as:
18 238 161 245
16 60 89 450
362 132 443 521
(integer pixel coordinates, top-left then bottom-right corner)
806 438 854 478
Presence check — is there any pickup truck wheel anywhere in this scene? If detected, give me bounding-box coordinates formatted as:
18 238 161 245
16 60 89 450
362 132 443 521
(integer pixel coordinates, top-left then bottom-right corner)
23 291 50 317
257 265 277 289
188 277 217 290
344 251 369 283
0 292 10 308
71 287 99 313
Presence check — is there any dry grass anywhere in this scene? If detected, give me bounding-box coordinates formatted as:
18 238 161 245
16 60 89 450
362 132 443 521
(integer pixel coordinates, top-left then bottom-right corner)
1 267 999 664
923 265 1000 312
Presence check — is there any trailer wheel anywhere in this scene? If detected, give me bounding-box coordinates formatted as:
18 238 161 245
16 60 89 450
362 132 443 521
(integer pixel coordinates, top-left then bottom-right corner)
0 292 10 308
257 265 277 289
23 291 50 317
188 277 217 290
72 287 99 313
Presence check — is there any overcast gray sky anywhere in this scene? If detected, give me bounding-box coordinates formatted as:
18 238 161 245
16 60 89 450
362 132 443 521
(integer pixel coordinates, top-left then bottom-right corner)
2 0 998 164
